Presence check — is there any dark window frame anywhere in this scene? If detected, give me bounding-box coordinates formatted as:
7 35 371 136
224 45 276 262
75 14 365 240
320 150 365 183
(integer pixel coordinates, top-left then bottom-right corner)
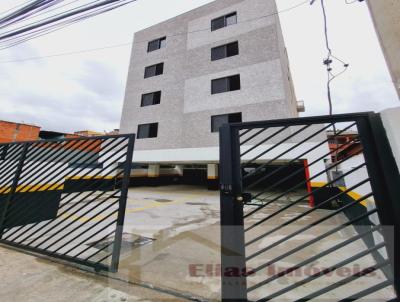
144 63 164 78
147 37 166 52
211 12 237 31
141 91 161 107
137 123 159 139
211 112 242 133
211 41 239 61
211 74 241 94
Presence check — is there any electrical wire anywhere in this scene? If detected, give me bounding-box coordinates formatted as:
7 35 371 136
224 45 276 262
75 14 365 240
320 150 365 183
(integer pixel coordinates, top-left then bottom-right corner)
0 0 89 32
345 0 359 4
0 1 130 48
0 1 37 16
1 1 105 32
131 0 310 45
0 43 130 63
0 0 309 50
0 1 131 38
318 0 349 116
317 0 351 177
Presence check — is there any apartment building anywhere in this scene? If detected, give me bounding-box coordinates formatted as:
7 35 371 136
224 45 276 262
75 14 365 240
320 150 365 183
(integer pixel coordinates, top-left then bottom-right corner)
120 0 301 188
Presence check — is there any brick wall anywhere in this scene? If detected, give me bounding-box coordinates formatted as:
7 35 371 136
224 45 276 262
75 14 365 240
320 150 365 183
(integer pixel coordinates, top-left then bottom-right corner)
0 121 40 143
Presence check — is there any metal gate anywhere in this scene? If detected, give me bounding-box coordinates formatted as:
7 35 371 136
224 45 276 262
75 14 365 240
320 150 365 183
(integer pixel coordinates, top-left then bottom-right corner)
0 134 135 272
219 113 399 301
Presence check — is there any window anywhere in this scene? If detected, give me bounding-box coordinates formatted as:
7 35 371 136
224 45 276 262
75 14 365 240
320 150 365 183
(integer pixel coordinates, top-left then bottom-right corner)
141 91 161 107
211 12 237 31
137 123 158 139
211 41 239 61
147 37 166 52
144 63 164 78
211 113 242 133
211 74 241 94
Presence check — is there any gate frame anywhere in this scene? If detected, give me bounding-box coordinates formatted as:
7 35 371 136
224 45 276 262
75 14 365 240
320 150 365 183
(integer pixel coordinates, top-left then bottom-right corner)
0 134 135 273
219 112 400 301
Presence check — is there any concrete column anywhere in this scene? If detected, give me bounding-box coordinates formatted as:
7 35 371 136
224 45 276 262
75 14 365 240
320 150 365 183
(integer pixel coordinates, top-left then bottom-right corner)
207 164 219 190
380 107 400 172
175 165 184 176
148 164 160 178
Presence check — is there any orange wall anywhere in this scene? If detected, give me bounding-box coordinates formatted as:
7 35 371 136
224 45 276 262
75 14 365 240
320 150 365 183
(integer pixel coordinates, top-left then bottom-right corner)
0 121 40 143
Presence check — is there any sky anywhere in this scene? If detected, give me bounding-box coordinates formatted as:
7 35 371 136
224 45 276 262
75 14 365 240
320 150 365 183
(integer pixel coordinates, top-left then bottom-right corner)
0 0 398 133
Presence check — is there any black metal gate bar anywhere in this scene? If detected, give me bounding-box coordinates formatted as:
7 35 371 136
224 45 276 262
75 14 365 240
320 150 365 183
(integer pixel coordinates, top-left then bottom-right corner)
0 144 28 237
220 112 400 301
0 134 135 272
220 125 248 301
0 138 110 234
356 113 400 297
1 137 128 242
111 133 135 272
0 137 124 240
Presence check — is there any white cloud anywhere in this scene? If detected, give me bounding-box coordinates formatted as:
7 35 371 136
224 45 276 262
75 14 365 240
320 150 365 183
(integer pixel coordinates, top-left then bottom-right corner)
0 0 398 134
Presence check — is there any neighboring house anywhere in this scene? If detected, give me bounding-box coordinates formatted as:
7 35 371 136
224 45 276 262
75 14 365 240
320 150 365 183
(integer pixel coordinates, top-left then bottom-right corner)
327 130 362 161
0 120 40 143
367 0 400 99
39 130 103 161
120 0 302 188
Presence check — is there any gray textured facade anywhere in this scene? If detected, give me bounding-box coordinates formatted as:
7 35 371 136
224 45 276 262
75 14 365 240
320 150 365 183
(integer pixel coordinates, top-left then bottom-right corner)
120 0 298 152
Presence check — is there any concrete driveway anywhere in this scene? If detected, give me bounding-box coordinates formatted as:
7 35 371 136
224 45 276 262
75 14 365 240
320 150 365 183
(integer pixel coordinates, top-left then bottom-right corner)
109 185 395 301
0 185 395 301
113 185 221 301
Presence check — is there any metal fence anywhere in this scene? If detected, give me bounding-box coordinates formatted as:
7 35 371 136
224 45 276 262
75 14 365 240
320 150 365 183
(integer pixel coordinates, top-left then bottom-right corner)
219 113 399 301
0 134 135 272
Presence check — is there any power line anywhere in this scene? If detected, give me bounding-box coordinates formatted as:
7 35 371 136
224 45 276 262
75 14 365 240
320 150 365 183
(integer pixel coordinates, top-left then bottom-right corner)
0 0 309 49
0 2 132 50
0 1 36 16
0 0 138 49
345 0 360 4
316 0 350 171
312 0 349 116
0 1 131 37
0 42 131 63
132 0 310 45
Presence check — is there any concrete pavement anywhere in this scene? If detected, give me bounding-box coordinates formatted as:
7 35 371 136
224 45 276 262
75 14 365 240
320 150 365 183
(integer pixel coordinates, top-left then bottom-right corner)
0 245 189 302
0 185 396 301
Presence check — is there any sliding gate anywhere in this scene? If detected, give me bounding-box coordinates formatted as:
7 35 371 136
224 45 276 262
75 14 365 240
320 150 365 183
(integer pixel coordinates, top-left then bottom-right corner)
0 134 134 272
220 113 399 301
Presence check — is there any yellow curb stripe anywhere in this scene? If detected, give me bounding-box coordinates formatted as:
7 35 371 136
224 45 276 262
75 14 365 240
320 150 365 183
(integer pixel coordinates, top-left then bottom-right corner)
310 182 370 207
65 175 114 180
